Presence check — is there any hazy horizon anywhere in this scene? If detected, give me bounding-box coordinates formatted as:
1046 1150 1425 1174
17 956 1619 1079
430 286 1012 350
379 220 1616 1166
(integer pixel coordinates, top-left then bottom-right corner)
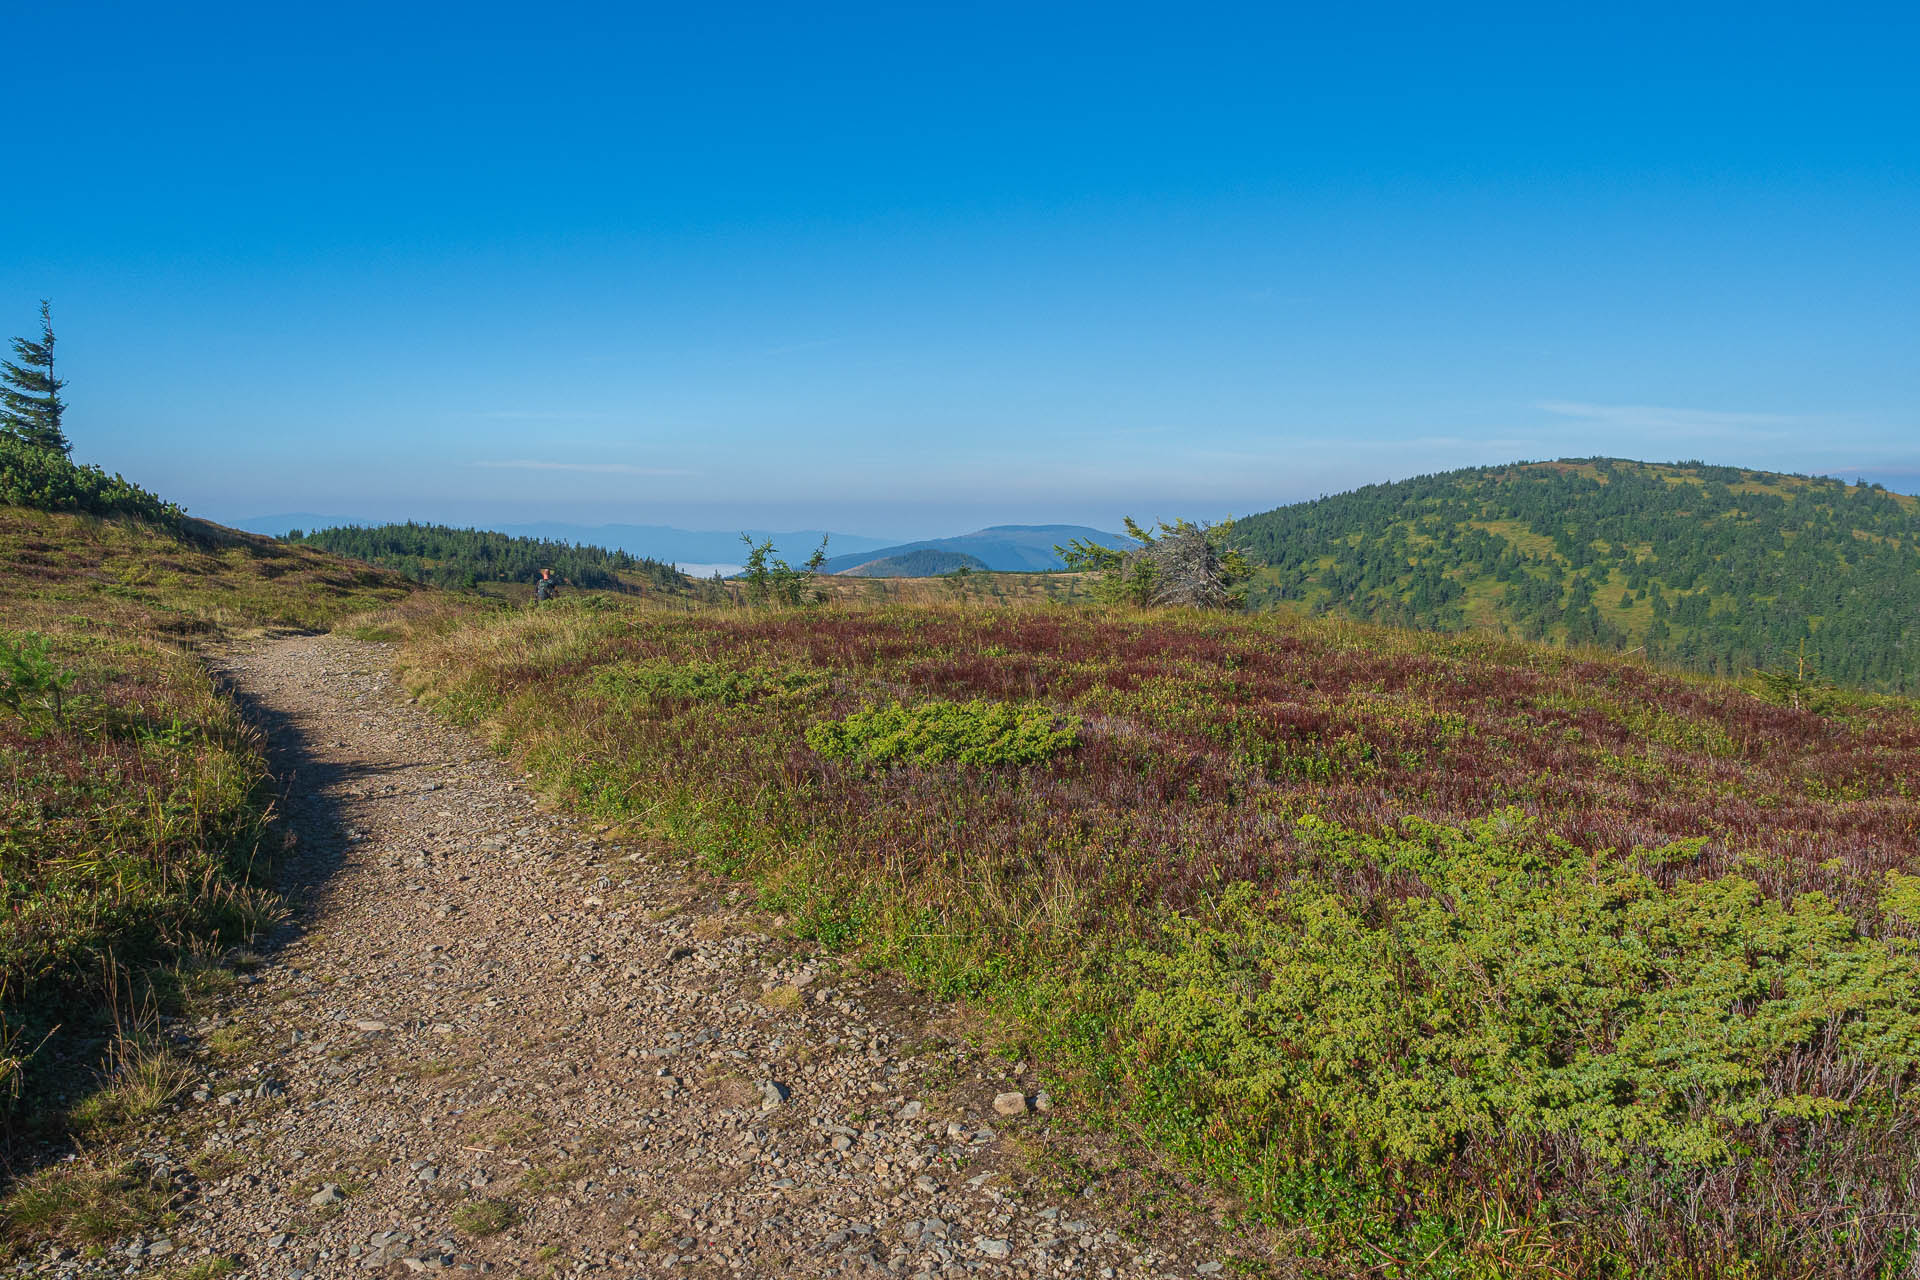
206 455 1920 548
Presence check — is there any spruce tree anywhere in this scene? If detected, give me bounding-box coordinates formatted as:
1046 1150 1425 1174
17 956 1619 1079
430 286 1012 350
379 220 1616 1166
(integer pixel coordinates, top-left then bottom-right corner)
1 300 69 454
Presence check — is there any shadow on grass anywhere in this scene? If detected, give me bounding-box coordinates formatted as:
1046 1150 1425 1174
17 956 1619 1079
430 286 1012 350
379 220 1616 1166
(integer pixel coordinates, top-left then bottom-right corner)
0 652 409 1195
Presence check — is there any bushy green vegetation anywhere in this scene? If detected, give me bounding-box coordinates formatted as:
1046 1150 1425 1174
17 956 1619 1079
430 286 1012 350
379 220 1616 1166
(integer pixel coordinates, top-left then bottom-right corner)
287 521 688 595
1238 457 1920 692
738 533 829 605
392 597 1920 1276
1128 812 1918 1174
806 698 1080 767
0 435 181 525
0 502 415 1131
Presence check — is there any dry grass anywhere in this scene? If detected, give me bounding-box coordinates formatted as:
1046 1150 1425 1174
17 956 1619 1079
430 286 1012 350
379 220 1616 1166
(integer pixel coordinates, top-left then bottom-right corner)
69 1038 195 1136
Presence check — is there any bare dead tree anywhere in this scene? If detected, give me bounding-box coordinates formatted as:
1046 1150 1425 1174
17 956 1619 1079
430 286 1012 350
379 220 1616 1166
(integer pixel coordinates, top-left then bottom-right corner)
1058 517 1252 609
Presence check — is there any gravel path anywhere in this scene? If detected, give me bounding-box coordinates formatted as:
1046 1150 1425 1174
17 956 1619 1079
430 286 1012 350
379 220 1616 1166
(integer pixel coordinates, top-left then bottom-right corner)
22 635 1242 1279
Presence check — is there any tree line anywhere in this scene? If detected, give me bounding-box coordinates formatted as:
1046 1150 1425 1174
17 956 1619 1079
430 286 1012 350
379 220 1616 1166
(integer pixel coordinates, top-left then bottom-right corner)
287 523 690 595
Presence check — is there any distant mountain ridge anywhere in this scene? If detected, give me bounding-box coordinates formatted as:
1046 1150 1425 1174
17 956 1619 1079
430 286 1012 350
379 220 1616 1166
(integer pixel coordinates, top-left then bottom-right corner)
501 523 894 566
823 524 1128 575
1236 457 1920 693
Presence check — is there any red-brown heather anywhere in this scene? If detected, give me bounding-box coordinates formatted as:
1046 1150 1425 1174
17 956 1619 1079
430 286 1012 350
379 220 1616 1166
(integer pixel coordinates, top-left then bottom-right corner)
472 603 1919 920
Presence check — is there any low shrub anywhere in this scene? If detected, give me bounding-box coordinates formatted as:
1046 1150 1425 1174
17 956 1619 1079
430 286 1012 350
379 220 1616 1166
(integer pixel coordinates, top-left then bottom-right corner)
805 698 1080 767
1123 810 1920 1175
0 633 74 725
0 437 180 526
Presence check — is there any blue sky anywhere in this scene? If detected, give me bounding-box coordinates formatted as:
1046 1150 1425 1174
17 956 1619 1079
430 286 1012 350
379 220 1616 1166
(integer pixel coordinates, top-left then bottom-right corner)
6 2 1916 538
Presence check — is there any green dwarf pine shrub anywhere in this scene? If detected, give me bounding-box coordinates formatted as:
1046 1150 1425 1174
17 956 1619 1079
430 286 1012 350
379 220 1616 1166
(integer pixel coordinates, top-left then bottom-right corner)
1122 809 1920 1171
806 698 1080 768
0 632 75 725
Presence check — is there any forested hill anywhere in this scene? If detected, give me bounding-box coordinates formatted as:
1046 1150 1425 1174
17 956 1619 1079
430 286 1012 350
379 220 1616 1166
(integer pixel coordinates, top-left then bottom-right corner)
287 523 690 595
1237 458 1920 692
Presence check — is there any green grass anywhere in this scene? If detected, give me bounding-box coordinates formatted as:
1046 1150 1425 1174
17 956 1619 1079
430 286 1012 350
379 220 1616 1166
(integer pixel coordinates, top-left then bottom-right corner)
0 1160 174 1248
451 1197 518 1236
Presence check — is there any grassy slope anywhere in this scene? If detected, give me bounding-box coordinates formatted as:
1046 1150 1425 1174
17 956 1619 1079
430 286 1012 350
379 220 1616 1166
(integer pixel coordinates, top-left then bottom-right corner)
393 595 1920 1278
1236 457 1920 692
816 569 1093 607
0 505 416 1130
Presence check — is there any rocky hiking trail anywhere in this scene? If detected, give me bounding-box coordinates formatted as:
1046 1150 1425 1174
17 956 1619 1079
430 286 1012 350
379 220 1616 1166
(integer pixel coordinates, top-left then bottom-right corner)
21 635 1246 1279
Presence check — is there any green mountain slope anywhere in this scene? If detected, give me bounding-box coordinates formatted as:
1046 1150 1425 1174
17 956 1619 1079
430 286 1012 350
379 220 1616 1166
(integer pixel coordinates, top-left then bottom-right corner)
1238 458 1920 692
835 548 988 577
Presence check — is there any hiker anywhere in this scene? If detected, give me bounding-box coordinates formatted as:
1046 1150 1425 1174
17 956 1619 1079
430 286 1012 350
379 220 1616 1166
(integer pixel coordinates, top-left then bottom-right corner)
534 567 559 602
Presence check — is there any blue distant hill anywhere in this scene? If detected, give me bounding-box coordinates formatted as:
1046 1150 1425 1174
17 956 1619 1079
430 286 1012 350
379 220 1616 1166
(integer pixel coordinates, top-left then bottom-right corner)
825 525 1129 575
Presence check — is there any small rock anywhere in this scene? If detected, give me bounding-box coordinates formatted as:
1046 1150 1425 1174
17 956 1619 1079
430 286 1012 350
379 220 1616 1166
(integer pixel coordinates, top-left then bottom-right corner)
1196 1264 1224 1275
1033 1091 1053 1112
309 1183 346 1207
757 1080 790 1110
978 1238 1011 1258
993 1091 1028 1117
896 1100 923 1120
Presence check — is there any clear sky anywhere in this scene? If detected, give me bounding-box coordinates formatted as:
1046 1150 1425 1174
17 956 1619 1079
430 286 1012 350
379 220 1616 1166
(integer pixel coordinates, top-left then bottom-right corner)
6 2 1916 538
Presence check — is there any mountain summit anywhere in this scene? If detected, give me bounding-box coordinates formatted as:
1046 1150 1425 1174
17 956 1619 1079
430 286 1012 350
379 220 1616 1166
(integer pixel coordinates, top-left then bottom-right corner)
824 524 1128 575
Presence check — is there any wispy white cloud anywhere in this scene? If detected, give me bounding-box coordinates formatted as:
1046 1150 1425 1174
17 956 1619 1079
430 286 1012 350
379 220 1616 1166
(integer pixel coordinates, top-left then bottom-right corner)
471 460 694 476
1534 401 1797 435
